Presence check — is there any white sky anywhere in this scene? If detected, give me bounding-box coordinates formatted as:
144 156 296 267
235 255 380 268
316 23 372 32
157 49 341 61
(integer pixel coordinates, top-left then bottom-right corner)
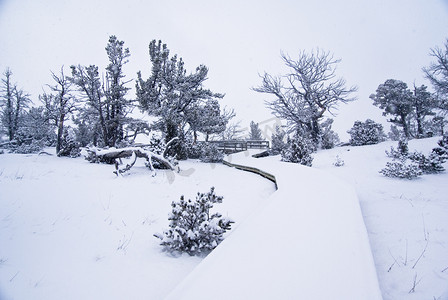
1 0 448 140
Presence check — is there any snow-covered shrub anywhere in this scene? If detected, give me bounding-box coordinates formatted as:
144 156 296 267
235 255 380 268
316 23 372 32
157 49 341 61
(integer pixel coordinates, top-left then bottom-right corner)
333 155 345 167
380 159 422 179
408 151 445 174
154 187 233 256
186 142 204 159
199 143 224 163
13 140 44 154
320 118 340 149
58 128 81 158
270 125 286 155
348 119 386 146
432 135 448 161
381 138 446 178
281 132 314 166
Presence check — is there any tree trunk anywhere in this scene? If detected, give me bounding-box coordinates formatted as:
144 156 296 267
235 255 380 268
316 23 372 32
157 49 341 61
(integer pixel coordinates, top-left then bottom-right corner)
56 114 65 155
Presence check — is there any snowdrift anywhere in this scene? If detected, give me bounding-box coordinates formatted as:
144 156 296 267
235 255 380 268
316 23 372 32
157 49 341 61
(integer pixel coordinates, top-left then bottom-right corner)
167 150 382 300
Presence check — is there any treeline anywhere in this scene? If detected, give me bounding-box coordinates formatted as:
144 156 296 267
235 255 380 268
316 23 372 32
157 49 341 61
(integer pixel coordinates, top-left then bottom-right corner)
0 36 233 158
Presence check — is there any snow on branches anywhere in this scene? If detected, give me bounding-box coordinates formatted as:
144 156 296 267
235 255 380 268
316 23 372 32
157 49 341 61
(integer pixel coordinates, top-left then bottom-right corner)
154 187 233 256
86 137 179 176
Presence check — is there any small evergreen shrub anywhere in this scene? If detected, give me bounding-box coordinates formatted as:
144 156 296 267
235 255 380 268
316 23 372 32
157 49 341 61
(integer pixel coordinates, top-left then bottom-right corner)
380 159 422 179
199 143 224 163
408 152 445 174
348 119 386 146
380 138 446 179
333 155 345 167
154 187 233 256
281 132 314 166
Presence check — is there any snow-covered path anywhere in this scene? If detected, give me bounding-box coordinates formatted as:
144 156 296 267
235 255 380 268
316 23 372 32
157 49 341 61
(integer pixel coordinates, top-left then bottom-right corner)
167 150 382 299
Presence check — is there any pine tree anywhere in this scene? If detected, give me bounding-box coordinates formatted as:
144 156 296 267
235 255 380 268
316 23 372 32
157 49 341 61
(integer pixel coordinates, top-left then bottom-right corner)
370 79 414 138
270 125 286 155
70 35 132 147
248 121 263 140
136 40 224 157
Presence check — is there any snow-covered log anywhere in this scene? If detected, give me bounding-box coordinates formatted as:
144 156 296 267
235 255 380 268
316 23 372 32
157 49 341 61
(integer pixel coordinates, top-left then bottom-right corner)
86 146 178 176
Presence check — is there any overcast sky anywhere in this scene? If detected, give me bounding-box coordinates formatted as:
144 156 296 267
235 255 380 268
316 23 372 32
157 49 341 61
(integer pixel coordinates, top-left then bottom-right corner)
1 0 448 140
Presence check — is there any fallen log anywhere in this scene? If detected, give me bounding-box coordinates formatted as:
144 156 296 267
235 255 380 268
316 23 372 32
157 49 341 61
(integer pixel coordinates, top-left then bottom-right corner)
86 146 179 176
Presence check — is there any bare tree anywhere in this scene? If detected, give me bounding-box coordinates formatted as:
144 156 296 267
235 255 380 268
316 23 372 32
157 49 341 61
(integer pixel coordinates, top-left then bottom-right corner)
41 67 77 154
254 49 357 145
423 39 448 110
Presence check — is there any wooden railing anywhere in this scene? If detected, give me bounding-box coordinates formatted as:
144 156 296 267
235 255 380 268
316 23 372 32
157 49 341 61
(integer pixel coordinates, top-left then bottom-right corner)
204 140 269 154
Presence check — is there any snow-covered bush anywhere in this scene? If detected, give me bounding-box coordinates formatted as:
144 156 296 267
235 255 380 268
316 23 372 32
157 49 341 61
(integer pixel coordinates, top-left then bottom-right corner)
154 187 233 256
432 135 448 160
381 138 446 178
348 119 386 146
186 142 204 159
333 155 345 167
281 132 314 166
199 143 224 163
57 128 81 158
380 159 422 179
320 118 340 149
408 151 445 174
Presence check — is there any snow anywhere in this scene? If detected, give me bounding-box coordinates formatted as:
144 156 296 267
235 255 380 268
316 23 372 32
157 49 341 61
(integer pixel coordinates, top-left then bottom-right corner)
166 150 382 300
0 150 275 300
1 137 447 300
312 137 448 300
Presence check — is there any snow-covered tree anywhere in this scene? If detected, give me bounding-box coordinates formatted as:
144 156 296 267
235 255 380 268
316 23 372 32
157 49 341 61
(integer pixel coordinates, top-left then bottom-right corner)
186 99 233 142
154 187 233 256
370 79 414 138
348 119 386 146
136 40 224 157
254 49 357 146
270 125 286 155
41 67 77 155
423 38 448 112
248 121 263 140
1 68 31 141
70 36 133 147
411 84 437 138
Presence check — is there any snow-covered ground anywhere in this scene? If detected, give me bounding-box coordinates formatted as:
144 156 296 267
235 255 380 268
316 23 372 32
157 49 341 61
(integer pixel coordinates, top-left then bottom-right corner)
1 137 447 300
0 150 275 300
312 137 448 300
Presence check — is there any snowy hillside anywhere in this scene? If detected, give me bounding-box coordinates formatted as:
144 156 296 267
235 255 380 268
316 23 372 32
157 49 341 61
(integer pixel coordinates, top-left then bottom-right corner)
0 151 274 299
1 137 447 300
